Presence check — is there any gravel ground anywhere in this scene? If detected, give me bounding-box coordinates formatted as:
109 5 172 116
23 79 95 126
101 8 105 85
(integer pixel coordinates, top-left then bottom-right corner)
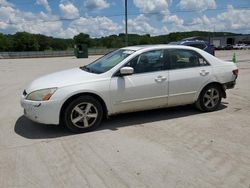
0 51 249 188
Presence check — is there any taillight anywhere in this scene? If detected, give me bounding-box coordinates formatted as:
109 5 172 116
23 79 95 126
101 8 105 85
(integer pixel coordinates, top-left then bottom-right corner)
233 69 239 76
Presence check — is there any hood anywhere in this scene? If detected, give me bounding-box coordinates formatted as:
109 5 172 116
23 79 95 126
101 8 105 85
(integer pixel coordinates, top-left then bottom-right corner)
26 68 100 93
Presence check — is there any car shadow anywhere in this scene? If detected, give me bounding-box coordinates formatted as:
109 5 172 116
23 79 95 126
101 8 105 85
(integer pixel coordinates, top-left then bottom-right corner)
14 116 73 139
15 104 227 139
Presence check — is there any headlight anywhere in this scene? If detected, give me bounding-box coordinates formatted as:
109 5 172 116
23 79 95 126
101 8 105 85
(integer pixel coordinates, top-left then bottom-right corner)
26 88 57 101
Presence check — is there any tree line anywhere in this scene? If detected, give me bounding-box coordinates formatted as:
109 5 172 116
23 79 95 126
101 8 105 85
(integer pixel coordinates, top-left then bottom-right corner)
0 31 237 52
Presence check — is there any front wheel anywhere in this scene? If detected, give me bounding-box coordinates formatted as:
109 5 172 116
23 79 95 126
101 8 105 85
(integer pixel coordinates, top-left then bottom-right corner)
63 96 103 133
195 85 222 112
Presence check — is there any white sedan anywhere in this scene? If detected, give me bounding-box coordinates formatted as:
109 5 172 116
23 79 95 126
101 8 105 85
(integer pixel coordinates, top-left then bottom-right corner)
21 45 238 133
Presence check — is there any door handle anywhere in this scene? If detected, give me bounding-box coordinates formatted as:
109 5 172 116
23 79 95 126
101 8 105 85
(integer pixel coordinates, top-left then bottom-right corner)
155 75 167 82
200 70 209 76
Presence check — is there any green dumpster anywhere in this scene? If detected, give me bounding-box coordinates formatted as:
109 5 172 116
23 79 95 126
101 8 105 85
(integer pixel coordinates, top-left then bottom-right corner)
75 44 88 58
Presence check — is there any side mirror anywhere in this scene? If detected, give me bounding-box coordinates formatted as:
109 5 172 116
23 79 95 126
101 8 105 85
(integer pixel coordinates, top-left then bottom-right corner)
120 67 134 76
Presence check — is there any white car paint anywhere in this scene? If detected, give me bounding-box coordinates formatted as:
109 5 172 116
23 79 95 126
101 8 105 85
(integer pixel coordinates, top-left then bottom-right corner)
168 65 213 107
21 45 238 125
110 69 169 113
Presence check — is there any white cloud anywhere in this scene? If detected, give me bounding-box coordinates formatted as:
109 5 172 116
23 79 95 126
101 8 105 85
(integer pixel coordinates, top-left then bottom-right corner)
179 0 216 11
128 14 168 35
0 6 15 21
84 0 109 11
57 27 78 38
11 11 63 36
0 2 63 36
58 16 122 38
186 5 250 32
159 5 250 34
0 6 11 29
0 0 118 39
1 1 250 39
59 2 79 19
19 12 63 36
36 0 51 12
163 15 184 26
214 5 250 31
0 0 13 7
133 0 171 14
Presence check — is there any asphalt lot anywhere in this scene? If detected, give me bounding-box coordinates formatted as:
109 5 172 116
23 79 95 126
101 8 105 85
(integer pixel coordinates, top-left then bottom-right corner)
0 50 250 188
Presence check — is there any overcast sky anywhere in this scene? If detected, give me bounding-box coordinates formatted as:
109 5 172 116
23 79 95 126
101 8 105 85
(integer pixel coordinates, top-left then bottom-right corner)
0 0 250 38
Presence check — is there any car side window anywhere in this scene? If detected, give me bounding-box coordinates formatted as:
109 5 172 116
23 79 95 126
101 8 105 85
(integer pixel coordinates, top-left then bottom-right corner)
126 50 165 74
167 49 209 69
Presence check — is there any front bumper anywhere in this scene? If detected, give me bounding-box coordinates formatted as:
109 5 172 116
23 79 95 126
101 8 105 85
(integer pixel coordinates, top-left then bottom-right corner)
20 97 61 125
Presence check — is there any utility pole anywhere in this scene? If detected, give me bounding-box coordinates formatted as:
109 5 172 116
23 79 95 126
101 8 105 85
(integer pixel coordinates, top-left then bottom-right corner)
125 0 128 46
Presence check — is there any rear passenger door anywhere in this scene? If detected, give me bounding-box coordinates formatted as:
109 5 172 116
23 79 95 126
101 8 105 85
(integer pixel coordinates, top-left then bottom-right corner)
167 49 212 106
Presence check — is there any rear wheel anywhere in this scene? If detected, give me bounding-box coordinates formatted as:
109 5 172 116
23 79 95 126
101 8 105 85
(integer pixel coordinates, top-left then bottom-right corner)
196 85 222 112
63 96 103 133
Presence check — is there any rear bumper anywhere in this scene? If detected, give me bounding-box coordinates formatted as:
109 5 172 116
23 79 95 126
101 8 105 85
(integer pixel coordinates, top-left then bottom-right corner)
223 80 236 90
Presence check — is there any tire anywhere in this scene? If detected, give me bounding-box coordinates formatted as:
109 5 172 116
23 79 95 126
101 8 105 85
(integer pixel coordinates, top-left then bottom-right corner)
63 95 103 133
195 84 222 112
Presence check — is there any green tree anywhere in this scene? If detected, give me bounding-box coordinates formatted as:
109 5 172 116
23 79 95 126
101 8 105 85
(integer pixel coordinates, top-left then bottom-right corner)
0 33 8 51
36 34 50 51
0 31 239 52
73 33 90 46
50 38 68 50
12 32 39 51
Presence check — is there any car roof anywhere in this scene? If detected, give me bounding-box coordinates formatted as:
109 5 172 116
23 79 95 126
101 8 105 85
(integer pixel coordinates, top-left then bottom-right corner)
122 44 201 51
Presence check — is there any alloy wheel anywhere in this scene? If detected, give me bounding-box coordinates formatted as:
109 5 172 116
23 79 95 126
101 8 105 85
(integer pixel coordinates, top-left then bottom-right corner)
203 88 220 109
70 102 98 128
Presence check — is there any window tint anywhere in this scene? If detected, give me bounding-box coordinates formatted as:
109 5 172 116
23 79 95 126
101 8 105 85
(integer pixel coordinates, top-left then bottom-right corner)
126 50 165 73
168 49 209 69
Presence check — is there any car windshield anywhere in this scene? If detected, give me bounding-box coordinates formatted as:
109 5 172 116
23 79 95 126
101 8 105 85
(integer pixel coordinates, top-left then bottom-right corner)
81 49 135 74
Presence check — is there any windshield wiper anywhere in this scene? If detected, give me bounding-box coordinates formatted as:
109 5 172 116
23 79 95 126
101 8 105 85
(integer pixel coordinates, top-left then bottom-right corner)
80 66 91 72
80 66 100 74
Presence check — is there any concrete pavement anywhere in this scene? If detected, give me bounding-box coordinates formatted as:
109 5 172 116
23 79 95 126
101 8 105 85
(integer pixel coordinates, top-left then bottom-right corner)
0 52 249 188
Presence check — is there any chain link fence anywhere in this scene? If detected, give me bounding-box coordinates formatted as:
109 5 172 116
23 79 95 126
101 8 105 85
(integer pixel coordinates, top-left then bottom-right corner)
0 48 116 59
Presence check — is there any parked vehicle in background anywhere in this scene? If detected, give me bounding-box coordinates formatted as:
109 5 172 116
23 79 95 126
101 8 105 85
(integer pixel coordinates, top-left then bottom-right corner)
242 44 250 49
224 44 233 50
215 45 224 50
215 45 233 50
233 43 246 50
171 40 215 55
21 45 238 133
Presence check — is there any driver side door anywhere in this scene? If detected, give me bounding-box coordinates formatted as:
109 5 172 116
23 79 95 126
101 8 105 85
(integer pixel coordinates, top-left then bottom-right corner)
109 49 169 114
